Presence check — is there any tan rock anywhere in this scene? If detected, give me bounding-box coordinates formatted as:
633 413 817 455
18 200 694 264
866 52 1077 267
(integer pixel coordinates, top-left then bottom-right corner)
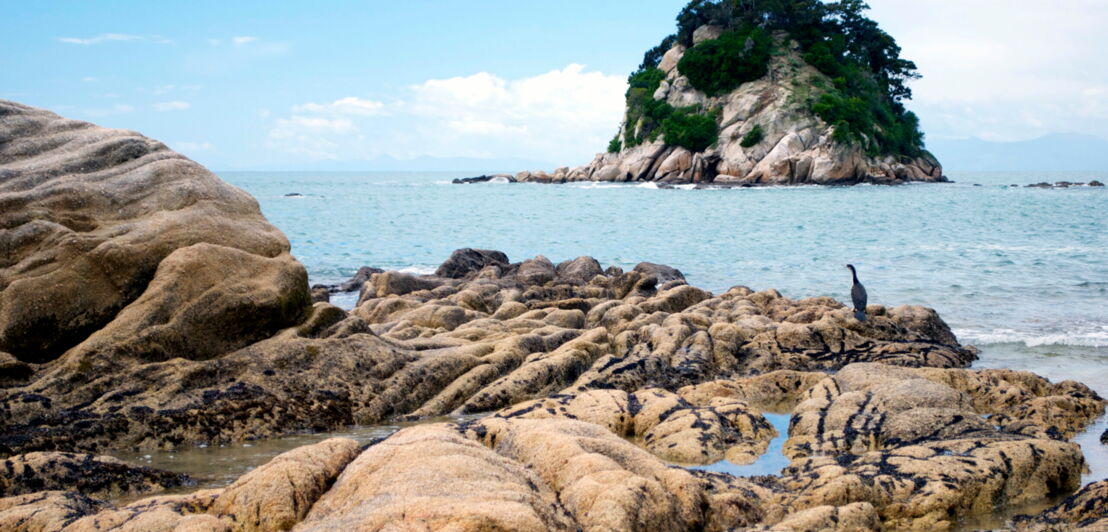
296 424 573 531
0 100 293 364
207 438 360 531
465 417 707 531
0 491 107 531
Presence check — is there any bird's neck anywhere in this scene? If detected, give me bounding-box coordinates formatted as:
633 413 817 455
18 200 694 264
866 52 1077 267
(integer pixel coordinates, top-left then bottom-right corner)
850 269 858 284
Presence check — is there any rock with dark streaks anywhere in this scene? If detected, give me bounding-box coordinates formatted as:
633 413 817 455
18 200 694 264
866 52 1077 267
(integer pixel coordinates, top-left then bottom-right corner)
1011 479 1108 531
0 451 191 499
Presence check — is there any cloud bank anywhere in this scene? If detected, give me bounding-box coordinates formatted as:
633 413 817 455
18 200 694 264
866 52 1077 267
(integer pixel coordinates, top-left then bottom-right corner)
265 64 626 164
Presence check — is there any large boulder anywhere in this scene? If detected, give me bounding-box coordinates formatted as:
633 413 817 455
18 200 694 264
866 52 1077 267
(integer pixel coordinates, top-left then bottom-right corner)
0 100 297 363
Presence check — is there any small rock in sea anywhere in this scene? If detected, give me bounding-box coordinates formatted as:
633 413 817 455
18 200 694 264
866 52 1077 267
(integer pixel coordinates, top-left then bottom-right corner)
1101 428 1107 444
284 192 303 197
453 174 516 184
1089 180 1105 187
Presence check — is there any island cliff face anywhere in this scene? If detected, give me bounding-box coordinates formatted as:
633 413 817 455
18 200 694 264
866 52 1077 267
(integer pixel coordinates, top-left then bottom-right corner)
512 1 945 186
1 100 1106 531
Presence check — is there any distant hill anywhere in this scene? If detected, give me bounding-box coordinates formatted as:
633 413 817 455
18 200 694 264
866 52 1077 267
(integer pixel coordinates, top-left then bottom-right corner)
927 133 1108 172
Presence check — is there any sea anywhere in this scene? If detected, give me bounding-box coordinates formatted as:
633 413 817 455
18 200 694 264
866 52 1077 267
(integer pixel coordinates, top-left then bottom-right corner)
197 170 1107 497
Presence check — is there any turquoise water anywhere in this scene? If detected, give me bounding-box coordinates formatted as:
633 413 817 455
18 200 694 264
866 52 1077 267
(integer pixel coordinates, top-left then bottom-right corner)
220 170 1108 481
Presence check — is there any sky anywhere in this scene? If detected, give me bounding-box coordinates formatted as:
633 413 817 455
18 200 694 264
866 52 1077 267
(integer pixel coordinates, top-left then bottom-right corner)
3 0 1107 170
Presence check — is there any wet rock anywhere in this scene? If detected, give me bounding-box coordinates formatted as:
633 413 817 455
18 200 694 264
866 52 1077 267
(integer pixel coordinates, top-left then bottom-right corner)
0 452 190 499
335 266 384 292
435 248 510 279
297 424 574 531
452 174 516 184
1089 179 1104 187
1101 428 1107 444
1011 479 1108 531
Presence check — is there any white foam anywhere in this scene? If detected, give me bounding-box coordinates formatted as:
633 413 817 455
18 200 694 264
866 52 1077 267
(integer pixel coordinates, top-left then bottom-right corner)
955 326 1108 348
397 265 437 275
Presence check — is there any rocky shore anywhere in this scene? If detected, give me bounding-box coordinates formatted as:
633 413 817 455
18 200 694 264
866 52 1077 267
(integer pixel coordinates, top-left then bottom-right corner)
2 100 1107 530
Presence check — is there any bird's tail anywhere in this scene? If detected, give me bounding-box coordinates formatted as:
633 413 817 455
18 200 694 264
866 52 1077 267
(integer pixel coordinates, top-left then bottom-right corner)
854 309 867 322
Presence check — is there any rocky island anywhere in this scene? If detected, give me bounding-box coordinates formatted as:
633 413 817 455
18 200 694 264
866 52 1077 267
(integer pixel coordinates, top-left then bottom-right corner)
2 98 1107 530
474 1 946 186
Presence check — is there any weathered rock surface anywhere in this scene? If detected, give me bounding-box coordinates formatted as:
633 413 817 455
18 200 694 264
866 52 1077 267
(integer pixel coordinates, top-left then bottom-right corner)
0 100 301 364
0 491 108 531
1 244 977 457
772 362 1103 530
296 425 573 531
0 452 190 499
208 437 360 531
511 32 945 186
463 417 707 531
492 387 776 464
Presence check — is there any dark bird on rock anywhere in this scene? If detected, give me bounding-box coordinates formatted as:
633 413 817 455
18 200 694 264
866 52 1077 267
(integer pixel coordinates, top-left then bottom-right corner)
845 264 867 321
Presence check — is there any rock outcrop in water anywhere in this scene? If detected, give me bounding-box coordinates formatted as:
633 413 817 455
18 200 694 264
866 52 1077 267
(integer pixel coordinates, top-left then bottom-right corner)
2 101 1105 530
512 37 944 186
502 1 945 186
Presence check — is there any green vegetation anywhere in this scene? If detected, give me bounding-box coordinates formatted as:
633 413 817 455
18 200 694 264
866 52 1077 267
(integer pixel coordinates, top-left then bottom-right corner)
740 124 764 147
621 68 670 148
677 26 772 96
623 0 926 157
662 107 719 152
607 135 622 153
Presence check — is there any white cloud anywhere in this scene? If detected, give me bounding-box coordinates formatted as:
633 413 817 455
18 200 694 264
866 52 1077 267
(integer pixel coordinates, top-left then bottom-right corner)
174 141 213 151
83 103 135 117
232 36 257 45
57 33 170 45
292 97 386 116
867 0 1108 141
265 64 625 163
154 101 190 111
81 76 97 83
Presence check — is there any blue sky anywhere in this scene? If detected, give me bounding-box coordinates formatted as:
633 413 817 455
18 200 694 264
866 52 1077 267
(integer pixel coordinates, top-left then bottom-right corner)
4 1 1107 170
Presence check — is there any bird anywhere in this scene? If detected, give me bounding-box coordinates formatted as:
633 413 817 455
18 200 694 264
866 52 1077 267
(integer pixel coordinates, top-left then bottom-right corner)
845 264 867 321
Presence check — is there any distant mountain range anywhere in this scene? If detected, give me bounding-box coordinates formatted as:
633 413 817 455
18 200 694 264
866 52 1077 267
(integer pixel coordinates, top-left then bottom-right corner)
927 133 1108 172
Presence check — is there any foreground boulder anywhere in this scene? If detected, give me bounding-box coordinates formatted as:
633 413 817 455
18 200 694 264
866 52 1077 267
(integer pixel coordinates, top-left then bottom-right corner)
0 100 302 364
